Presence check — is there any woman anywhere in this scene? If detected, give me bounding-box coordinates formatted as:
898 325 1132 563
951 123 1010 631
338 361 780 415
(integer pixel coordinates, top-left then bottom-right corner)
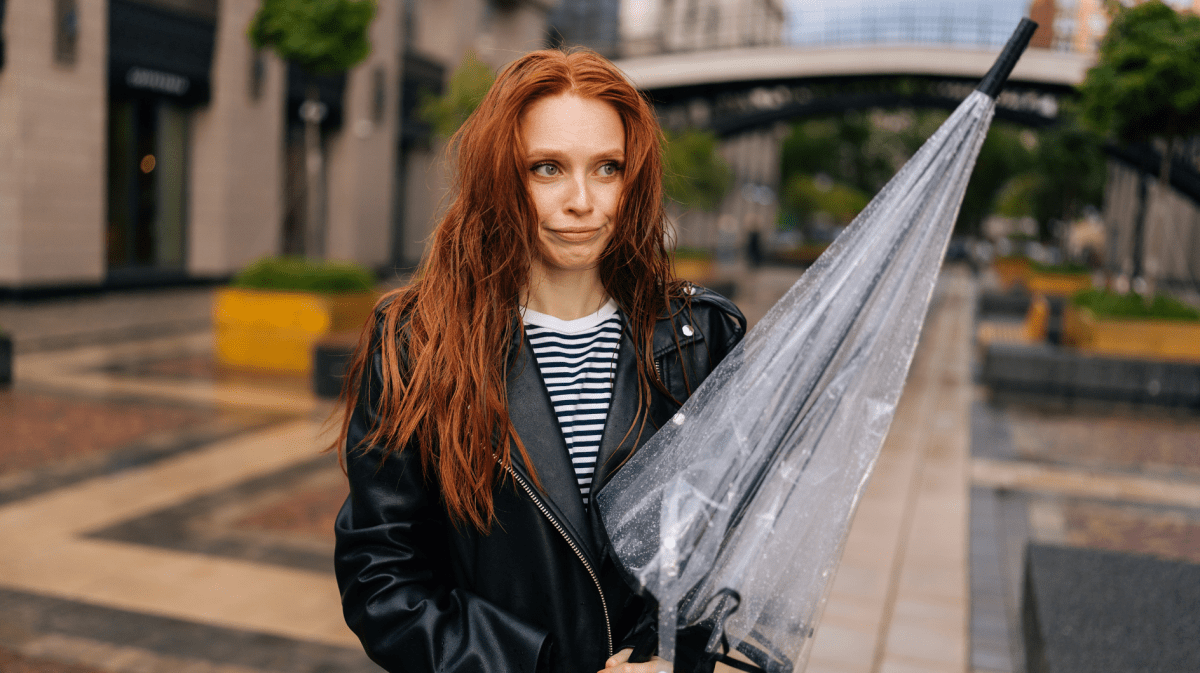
333 49 746 673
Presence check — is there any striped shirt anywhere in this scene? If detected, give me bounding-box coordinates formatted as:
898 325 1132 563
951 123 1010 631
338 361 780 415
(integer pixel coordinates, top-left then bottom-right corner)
522 299 622 506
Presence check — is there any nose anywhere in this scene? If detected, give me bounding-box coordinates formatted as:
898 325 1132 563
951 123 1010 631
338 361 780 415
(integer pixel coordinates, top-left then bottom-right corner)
564 173 593 215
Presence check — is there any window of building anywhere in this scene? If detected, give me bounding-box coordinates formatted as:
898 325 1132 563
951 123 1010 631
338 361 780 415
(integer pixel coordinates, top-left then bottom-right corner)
54 0 78 65
372 66 386 123
124 0 216 21
107 96 188 272
249 49 266 101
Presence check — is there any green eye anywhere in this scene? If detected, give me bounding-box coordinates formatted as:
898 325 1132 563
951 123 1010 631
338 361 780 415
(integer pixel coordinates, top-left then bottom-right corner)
532 163 558 177
598 162 621 177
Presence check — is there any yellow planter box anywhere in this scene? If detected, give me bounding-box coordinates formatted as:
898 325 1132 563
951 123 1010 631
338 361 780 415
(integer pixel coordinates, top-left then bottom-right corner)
214 288 378 373
993 257 1031 291
1025 271 1092 297
1023 294 1050 342
673 258 715 282
1063 304 1200 363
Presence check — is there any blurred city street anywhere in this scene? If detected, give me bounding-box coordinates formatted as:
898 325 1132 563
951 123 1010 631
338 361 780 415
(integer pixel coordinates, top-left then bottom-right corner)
1 263 1196 672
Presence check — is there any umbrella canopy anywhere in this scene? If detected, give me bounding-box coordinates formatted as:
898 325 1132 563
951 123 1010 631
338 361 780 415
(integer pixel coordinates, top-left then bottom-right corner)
596 19 1037 673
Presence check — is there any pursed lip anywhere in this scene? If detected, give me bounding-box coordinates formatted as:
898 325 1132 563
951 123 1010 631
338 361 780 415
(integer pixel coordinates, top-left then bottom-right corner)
547 227 604 243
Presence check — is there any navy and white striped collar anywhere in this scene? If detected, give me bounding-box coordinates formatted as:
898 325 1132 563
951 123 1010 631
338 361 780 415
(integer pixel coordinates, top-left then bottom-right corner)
520 298 619 334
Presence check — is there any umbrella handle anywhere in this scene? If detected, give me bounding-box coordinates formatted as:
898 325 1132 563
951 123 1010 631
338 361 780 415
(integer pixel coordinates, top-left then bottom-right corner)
976 18 1037 98
628 633 658 663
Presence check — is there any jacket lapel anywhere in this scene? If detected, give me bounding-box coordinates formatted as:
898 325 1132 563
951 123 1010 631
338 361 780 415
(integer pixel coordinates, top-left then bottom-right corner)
506 332 598 564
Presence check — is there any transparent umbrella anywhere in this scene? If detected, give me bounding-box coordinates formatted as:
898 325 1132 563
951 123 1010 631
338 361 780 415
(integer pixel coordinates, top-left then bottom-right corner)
596 19 1038 673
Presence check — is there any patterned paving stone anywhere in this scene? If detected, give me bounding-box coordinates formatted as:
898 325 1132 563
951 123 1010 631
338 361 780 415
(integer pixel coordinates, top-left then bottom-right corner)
1063 501 1200 564
0 391 289 508
0 647 108 673
86 455 343 573
0 389 221 476
0 589 379 673
100 354 312 398
1005 405 1200 477
234 479 347 539
0 288 214 354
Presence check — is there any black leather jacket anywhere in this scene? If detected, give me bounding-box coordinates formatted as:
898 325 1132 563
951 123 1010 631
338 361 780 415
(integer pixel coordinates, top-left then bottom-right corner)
334 286 746 673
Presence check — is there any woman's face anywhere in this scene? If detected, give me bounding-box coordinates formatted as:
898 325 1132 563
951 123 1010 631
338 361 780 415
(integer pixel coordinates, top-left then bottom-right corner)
520 93 625 275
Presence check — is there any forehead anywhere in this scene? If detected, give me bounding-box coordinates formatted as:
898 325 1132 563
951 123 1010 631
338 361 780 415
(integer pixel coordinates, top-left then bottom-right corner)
520 94 625 154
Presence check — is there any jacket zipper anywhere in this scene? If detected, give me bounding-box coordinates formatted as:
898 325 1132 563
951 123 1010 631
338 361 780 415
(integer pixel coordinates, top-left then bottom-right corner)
503 463 613 658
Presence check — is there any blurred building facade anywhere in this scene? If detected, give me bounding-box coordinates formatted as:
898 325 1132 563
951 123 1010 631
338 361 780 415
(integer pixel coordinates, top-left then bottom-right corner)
547 0 620 57
613 0 787 254
1102 143 1200 292
619 0 784 57
1027 0 1200 54
0 0 555 292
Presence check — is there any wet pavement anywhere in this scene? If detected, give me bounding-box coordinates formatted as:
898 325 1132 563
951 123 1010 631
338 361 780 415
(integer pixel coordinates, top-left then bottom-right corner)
0 266 1196 673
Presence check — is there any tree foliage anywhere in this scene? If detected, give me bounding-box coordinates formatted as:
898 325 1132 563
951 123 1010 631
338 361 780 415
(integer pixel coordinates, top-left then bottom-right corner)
965 119 1106 238
248 0 376 74
956 125 1037 235
778 108 1106 238
781 174 869 226
418 52 496 138
1026 116 1106 226
1078 0 1200 143
778 111 1042 234
780 112 917 196
662 130 733 212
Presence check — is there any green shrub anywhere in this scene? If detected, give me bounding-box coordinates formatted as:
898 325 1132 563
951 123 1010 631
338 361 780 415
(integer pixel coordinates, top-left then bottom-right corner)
232 256 375 294
1073 289 1200 321
671 247 714 261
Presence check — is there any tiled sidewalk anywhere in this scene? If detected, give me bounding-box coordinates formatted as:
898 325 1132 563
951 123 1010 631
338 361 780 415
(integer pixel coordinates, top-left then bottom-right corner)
0 295 369 671
805 267 974 673
0 287 215 353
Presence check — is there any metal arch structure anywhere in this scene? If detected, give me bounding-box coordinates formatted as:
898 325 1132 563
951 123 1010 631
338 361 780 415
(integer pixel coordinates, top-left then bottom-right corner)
614 45 1093 133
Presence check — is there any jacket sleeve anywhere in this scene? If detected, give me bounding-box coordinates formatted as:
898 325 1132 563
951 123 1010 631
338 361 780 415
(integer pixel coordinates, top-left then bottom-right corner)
333 320 552 673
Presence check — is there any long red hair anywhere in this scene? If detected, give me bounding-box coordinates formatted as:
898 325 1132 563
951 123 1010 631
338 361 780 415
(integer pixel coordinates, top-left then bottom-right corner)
336 49 683 531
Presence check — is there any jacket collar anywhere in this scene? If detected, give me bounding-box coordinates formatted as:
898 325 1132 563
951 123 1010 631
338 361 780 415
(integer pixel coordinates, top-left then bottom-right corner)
505 301 689 562
506 330 600 565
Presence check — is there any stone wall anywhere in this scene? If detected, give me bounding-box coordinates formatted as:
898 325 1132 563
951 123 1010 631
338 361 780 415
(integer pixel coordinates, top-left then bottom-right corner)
0 0 108 286
188 0 287 277
326 0 402 268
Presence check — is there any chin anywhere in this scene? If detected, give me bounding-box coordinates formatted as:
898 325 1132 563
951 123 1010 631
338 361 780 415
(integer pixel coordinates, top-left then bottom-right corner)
546 255 603 272
537 242 610 273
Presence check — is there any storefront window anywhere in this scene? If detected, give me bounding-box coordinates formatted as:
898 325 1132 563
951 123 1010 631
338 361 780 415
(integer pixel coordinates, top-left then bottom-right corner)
107 96 187 272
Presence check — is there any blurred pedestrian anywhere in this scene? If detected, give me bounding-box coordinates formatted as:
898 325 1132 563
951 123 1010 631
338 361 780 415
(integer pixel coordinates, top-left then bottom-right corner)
746 230 763 268
332 49 745 673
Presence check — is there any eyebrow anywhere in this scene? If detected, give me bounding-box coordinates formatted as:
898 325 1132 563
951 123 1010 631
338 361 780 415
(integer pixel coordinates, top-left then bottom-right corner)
525 148 625 160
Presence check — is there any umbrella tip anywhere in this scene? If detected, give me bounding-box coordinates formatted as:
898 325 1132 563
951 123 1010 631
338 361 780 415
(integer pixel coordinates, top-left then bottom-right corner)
976 18 1038 99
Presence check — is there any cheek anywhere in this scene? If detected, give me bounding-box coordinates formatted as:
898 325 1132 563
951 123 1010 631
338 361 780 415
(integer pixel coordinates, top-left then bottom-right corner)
528 185 552 223
601 183 624 218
